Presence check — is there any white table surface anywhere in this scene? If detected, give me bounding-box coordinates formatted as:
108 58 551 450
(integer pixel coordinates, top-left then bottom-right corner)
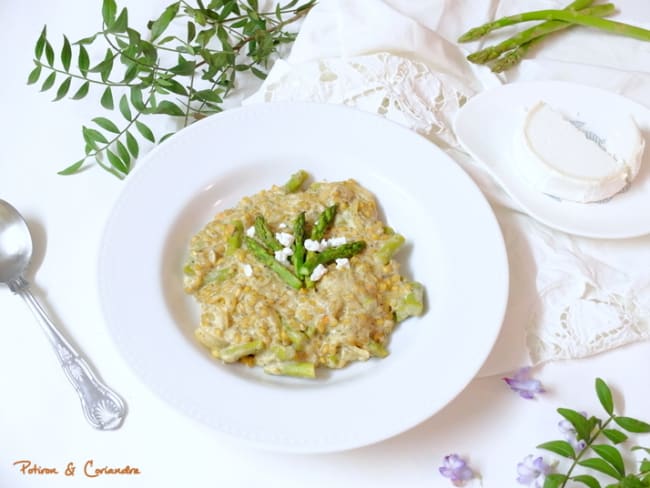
1 1 649 487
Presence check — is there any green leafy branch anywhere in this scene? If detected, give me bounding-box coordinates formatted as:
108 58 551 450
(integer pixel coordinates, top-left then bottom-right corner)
27 0 316 178
537 378 650 488
458 0 650 73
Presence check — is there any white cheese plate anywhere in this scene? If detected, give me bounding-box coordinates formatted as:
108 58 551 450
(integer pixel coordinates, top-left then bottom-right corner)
454 81 650 239
98 102 508 453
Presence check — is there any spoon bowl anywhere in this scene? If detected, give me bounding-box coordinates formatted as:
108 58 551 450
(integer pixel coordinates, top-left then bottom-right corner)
0 201 32 285
0 199 126 430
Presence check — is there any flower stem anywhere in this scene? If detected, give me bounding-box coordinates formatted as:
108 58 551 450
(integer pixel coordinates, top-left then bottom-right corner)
559 416 613 488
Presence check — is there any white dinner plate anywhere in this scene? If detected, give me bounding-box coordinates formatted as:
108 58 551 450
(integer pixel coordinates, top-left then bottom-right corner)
98 102 508 453
454 81 650 239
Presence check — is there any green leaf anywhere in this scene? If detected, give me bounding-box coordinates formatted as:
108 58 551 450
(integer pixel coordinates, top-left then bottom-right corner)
193 89 222 103
35 25 47 59
119 94 132 121
101 86 114 109
27 65 42 85
70 81 90 100
251 66 267 80
129 86 146 111
158 77 187 96
53 76 72 101
78 45 90 76
615 417 650 434
153 100 184 116
619 475 648 488
631 446 650 455
595 378 614 415
109 7 129 33
159 131 175 143
122 63 139 83
125 131 139 158
544 474 569 488
61 35 72 71
58 159 86 175
572 474 602 488
602 429 628 445
187 21 196 42
640 459 650 472
150 2 180 41
135 120 155 142
579 458 623 480
75 33 100 45
592 444 625 477
116 140 131 167
558 408 593 442
170 56 196 75
45 40 55 66
92 117 120 133
82 126 109 150
102 0 118 27
40 71 56 91
106 149 128 174
537 440 575 459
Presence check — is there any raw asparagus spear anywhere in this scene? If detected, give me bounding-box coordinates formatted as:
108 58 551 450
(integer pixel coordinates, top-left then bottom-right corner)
467 4 616 64
459 4 629 42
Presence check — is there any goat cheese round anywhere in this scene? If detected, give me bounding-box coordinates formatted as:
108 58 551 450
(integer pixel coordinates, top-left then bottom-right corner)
514 101 645 203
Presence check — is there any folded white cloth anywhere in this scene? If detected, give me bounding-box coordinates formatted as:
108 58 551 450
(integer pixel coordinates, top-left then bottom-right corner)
245 0 650 376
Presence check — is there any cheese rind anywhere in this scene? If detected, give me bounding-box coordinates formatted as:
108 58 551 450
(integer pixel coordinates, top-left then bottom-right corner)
515 101 645 203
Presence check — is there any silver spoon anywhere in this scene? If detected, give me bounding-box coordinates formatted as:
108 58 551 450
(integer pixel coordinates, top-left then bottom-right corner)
0 199 126 430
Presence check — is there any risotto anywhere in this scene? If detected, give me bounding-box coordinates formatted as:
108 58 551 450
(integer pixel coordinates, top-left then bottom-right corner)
183 170 424 378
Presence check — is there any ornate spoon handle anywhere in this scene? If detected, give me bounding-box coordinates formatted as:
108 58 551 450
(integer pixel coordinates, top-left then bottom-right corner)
11 276 126 430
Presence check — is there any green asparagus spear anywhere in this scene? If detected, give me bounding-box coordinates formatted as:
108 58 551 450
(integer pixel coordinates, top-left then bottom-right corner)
314 241 366 267
254 215 283 252
467 4 616 64
300 205 338 277
244 236 304 289
282 169 309 193
292 212 306 276
310 204 337 241
459 4 620 42
225 220 244 255
264 361 316 379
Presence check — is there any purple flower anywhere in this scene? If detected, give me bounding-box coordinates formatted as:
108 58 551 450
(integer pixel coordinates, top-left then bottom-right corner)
559 412 588 451
516 454 552 487
439 454 474 486
503 367 545 399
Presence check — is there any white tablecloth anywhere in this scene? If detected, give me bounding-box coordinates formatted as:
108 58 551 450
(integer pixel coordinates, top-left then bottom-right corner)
1 1 649 487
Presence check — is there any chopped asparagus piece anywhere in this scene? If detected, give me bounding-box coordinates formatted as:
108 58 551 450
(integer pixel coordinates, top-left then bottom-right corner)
264 361 316 379
225 220 244 255
283 169 308 193
395 282 425 322
376 234 405 265
292 211 306 276
218 340 264 362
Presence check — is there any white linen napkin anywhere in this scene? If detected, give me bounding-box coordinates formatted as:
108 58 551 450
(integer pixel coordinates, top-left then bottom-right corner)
245 0 650 376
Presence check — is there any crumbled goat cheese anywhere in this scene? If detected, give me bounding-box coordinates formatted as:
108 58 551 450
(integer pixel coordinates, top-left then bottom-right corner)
304 239 324 252
274 247 294 265
278 223 288 229
275 232 294 247
335 258 350 269
245 226 256 237
242 264 253 277
310 263 328 282
327 236 347 247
